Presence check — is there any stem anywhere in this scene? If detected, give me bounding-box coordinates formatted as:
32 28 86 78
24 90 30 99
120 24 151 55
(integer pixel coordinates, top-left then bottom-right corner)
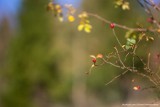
87 13 157 32
105 70 128 86
147 53 151 69
114 47 126 68
112 29 125 50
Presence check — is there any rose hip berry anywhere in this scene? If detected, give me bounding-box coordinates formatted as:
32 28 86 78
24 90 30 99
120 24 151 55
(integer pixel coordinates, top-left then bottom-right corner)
133 86 141 91
110 23 115 29
92 58 96 63
147 17 153 23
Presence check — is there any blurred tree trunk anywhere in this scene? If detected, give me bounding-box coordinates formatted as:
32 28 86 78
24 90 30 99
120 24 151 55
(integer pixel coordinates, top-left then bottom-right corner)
0 17 12 107
1 0 57 107
71 34 88 107
0 18 12 69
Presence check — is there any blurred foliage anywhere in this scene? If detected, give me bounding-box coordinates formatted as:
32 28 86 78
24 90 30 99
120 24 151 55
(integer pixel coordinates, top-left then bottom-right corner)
0 0 71 107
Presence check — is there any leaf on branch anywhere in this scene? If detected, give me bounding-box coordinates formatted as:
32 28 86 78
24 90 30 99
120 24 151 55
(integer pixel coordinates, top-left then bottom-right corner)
86 64 95 75
122 2 130 10
138 33 145 40
157 29 160 33
47 2 54 11
68 15 75 22
125 31 137 50
125 38 136 50
96 54 103 58
125 30 134 38
90 55 96 59
78 13 92 33
115 0 130 10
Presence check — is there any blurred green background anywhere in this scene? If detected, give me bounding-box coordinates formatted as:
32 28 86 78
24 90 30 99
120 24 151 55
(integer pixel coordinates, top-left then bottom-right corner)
0 0 159 107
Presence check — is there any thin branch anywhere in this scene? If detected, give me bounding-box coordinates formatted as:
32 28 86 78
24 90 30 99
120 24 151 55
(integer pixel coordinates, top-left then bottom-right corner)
87 13 157 32
112 29 125 50
134 54 146 66
105 70 128 86
124 52 130 62
132 56 135 71
147 0 160 11
102 58 123 69
136 72 158 86
141 85 159 91
147 53 151 69
114 47 126 68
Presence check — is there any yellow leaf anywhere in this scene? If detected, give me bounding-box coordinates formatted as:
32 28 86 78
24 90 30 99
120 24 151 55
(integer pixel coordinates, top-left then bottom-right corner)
47 2 54 11
115 0 123 6
90 55 96 59
55 5 61 9
146 36 149 41
149 37 154 41
122 2 130 10
57 9 62 13
68 15 75 22
85 20 90 23
78 24 84 31
84 27 91 33
58 17 63 22
85 24 92 29
139 34 145 40
78 12 88 18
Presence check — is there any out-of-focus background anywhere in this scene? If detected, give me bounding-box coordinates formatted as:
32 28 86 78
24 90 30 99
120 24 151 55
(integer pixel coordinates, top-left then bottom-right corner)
0 0 160 107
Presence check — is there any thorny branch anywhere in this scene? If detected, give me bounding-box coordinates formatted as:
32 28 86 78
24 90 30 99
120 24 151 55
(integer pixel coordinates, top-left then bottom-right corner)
87 13 159 32
88 1 160 89
47 0 160 90
99 47 160 88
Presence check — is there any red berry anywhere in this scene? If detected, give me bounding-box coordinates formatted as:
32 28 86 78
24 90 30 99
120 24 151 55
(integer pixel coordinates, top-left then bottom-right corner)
92 58 96 63
147 17 153 23
110 23 115 29
137 86 141 90
133 85 141 91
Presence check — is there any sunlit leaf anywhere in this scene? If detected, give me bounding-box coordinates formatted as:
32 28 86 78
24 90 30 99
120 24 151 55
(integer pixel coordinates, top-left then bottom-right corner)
122 2 130 10
96 54 103 58
90 55 96 59
115 0 123 6
127 38 136 44
58 16 63 22
125 30 134 38
84 27 91 33
68 15 75 22
149 37 154 41
139 33 145 40
78 24 84 31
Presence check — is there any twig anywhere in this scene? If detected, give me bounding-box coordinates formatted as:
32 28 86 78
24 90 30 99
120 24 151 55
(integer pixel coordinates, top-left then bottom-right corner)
124 52 130 62
87 13 157 32
114 47 126 68
132 56 135 71
112 29 125 50
147 0 160 11
102 58 123 69
147 53 151 69
105 70 128 86
136 72 158 86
